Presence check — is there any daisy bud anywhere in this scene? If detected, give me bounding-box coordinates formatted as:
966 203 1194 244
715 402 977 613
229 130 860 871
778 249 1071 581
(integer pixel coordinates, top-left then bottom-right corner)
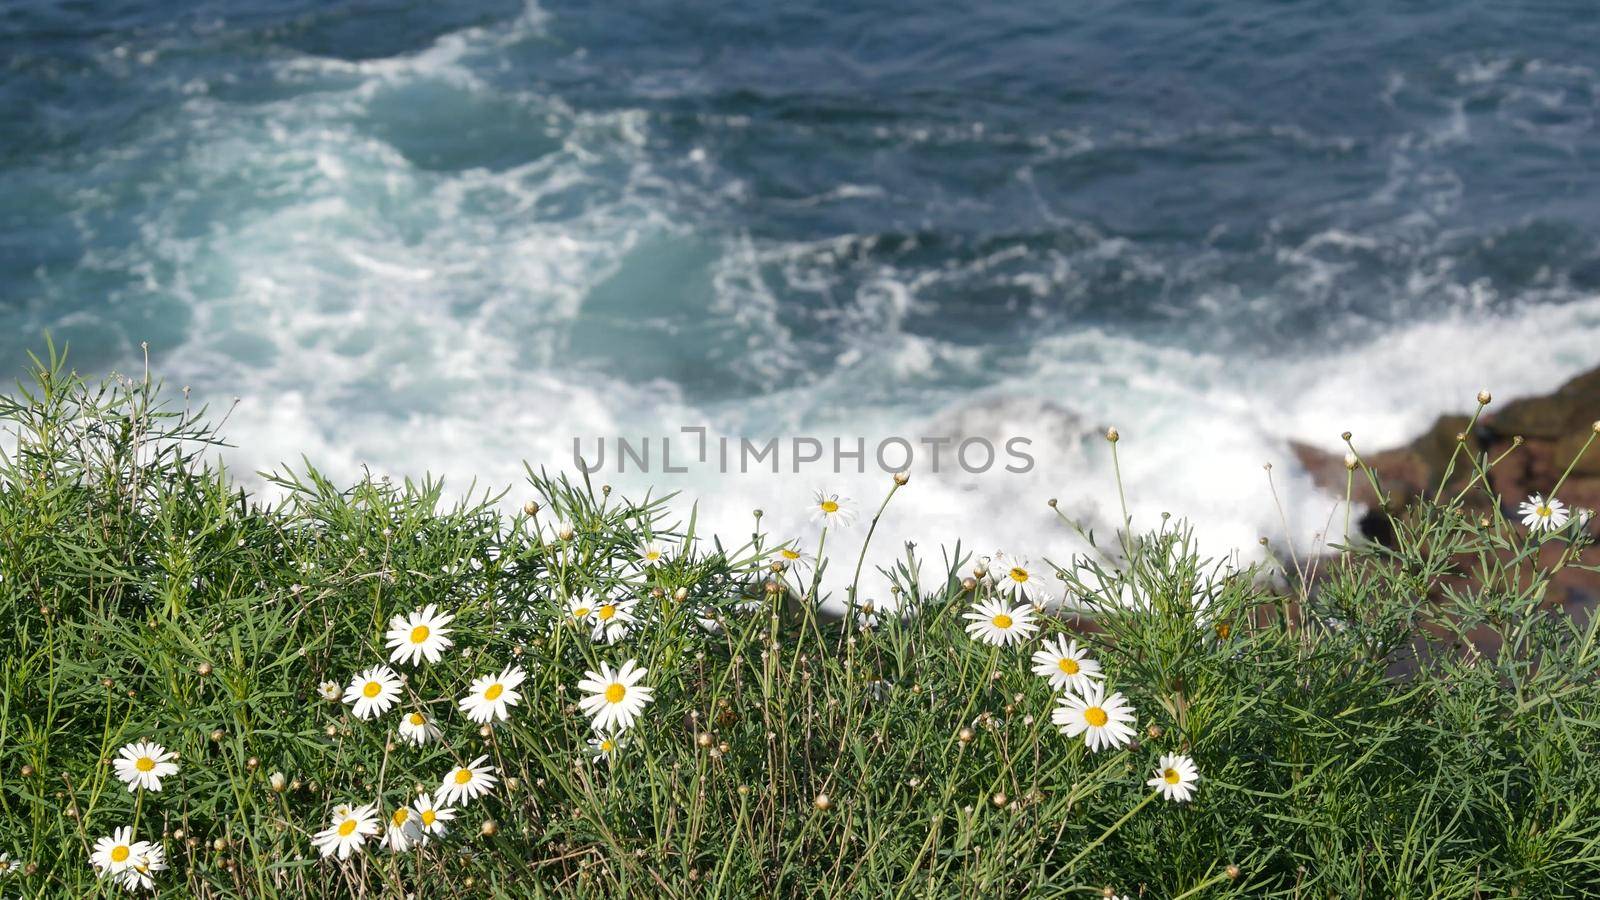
173 829 185 840
524 500 540 516
1226 864 1242 881
1105 426 1119 442
290 779 303 791
697 732 714 748
958 728 975 744
1513 435 1524 446
738 784 750 796
1343 453 1358 470
1592 420 1600 435
324 724 337 737
1454 432 1467 443
1477 390 1491 405
213 837 228 851
506 777 520 791
718 742 730 754
478 725 492 738
1147 723 1164 739
558 526 575 541
813 793 832 811
674 586 689 601
246 756 260 771
893 470 909 486
991 792 1007 808
269 771 287 793
1101 889 1116 899
100 678 114 689
209 729 224 742
764 580 780 595
20 764 33 777
481 820 498 836
197 662 213 676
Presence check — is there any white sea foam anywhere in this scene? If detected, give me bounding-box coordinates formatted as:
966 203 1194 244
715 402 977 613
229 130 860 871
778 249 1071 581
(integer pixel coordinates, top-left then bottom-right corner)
27 1 1600 615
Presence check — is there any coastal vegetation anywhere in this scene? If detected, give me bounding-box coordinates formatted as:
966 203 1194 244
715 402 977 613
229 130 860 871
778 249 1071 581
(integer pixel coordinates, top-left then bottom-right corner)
3 349 1599 898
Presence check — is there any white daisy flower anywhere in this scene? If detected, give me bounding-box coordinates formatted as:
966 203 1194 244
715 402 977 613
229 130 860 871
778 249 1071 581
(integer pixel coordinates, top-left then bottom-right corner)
112 741 179 793
1030 636 1103 693
987 551 1057 601
380 804 423 853
316 680 340 702
458 665 526 724
577 659 655 732
0 852 14 879
118 843 166 892
853 598 881 630
343 665 403 720
1147 753 1200 803
1052 682 1137 753
397 710 443 746
637 539 674 567
412 792 455 841
311 803 380 860
437 756 497 806
567 594 598 624
774 543 816 571
809 490 856 527
384 604 455 666
1519 494 1570 532
962 598 1039 647
587 733 622 764
590 597 639 644
90 826 145 877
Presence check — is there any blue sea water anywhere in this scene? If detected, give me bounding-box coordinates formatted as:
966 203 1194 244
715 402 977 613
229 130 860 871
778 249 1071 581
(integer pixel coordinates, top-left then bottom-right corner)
4 0 1600 568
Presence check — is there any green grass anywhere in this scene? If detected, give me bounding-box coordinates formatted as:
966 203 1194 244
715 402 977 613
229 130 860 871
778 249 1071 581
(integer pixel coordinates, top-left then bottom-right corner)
3 346 1600 898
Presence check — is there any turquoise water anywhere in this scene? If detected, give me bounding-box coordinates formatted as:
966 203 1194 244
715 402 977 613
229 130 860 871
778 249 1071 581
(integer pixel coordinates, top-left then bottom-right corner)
4 0 1600 567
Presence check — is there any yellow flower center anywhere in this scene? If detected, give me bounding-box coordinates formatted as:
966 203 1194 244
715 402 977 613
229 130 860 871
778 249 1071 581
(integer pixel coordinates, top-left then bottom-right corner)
392 808 409 826
1538 505 1552 517
484 683 504 701
991 614 1013 629
605 683 626 703
597 604 616 621
574 606 591 618
781 549 800 560
136 756 155 772
454 769 473 785
1084 706 1109 727
645 551 660 561
421 810 436 826
408 712 425 726
1056 658 1080 675
111 845 130 863
1163 768 1181 784
410 624 430 643
1008 567 1029 583
363 680 383 698
338 819 357 837
820 500 839 514
601 739 615 752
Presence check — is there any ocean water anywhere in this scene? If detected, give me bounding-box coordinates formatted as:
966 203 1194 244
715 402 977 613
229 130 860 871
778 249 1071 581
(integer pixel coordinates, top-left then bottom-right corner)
4 0 1600 599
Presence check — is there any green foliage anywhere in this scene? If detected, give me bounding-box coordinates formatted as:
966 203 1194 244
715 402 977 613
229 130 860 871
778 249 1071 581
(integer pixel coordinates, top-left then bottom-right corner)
2 350 1599 898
